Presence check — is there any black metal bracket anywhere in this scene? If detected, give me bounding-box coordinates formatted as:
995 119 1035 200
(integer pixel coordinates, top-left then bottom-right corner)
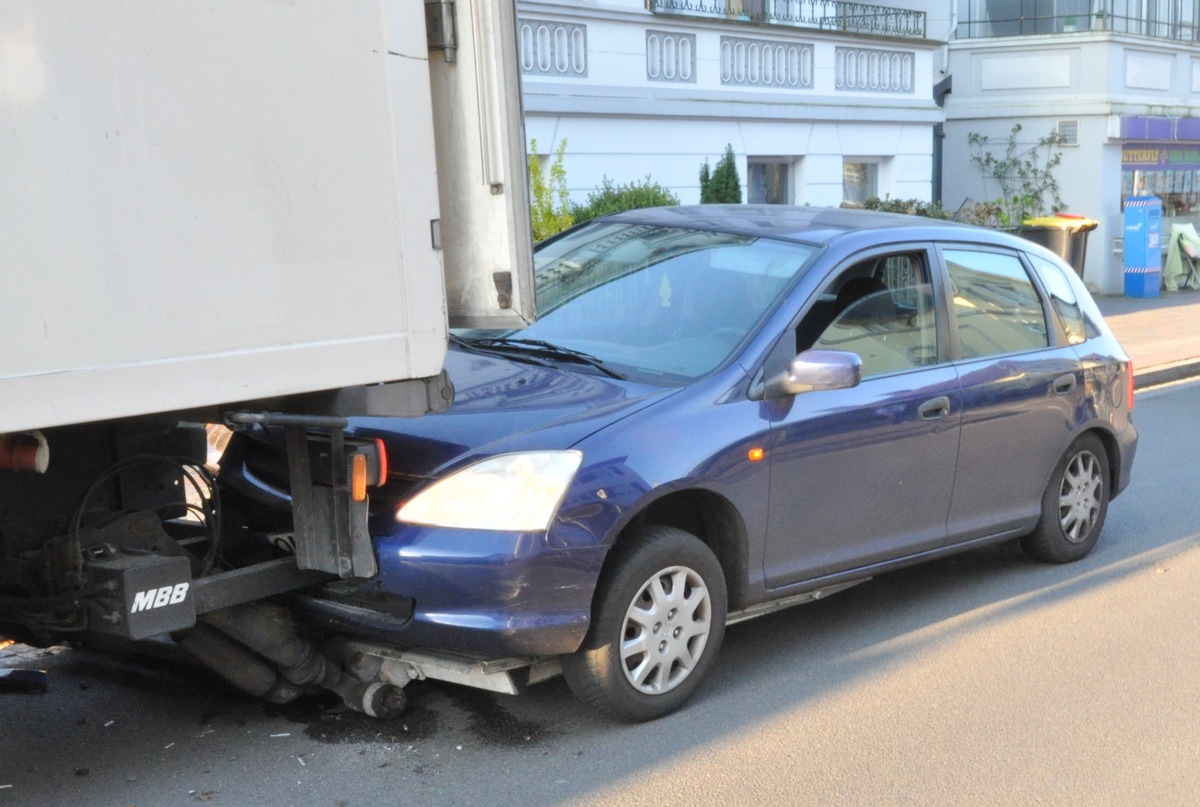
227 412 378 580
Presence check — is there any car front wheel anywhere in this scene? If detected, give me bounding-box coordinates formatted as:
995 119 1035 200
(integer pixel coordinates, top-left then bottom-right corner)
562 526 727 722
1021 433 1110 563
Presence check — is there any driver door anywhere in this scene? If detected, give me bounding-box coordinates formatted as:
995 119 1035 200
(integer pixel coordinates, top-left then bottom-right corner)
762 248 962 588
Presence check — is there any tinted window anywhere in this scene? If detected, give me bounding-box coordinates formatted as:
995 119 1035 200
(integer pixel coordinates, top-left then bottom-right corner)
944 249 1049 359
1028 254 1087 345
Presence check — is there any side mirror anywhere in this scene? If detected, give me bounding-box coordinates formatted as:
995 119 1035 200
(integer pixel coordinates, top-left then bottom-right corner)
764 349 862 398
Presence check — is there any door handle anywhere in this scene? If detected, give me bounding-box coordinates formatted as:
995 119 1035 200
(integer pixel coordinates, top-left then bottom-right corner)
917 396 951 421
1053 373 1077 395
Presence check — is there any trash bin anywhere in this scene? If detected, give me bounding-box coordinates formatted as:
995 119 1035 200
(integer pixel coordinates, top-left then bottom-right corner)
1017 213 1099 277
1122 196 1162 298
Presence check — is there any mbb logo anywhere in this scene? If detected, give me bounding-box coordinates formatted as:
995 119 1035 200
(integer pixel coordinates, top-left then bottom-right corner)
130 583 190 613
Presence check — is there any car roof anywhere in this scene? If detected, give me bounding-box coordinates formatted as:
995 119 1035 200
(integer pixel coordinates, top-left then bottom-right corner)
603 204 1006 248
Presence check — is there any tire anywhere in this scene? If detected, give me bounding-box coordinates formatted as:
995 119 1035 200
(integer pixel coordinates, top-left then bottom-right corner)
562 526 727 722
1021 433 1110 563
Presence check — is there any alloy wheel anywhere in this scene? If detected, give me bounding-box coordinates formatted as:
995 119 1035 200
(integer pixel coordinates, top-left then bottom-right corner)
1058 450 1103 543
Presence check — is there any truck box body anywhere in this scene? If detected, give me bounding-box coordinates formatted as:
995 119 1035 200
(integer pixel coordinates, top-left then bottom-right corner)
1 0 533 433
0 1 539 715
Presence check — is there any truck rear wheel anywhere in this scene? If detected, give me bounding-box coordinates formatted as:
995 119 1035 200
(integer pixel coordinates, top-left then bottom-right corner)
562 526 726 722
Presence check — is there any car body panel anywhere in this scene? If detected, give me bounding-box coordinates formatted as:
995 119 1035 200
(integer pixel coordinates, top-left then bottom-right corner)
948 348 1085 541
348 348 681 479
221 206 1137 661
763 365 962 586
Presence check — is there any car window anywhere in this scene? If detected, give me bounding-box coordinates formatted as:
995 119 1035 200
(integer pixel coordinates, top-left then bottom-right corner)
1027 254 1087 345
794 251 939 379
814 285 938 377
466 222 817 382
943 249 1049 359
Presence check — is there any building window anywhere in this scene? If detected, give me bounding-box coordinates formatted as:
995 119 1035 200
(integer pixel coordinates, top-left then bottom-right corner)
843 161 878 205
1121 141 1200 221
748 160 791 204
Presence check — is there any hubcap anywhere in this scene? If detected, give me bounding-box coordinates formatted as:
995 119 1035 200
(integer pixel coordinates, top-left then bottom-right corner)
620 565 712 696
1058 450 1103 543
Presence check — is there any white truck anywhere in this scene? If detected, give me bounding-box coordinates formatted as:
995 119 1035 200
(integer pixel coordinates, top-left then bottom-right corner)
0 0 535 715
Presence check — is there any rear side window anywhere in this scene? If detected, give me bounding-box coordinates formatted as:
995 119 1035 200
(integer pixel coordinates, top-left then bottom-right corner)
1027 254 1087 345
943 249 1049 359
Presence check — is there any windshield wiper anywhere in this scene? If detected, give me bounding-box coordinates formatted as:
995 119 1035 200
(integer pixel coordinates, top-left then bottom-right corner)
457 337 627 380
449 334 555 369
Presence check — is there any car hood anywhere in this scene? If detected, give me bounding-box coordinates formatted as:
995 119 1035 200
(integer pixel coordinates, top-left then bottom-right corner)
347 346 680 479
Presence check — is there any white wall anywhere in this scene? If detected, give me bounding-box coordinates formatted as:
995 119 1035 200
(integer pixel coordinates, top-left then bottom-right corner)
521 3 943 207
944 34 1200 294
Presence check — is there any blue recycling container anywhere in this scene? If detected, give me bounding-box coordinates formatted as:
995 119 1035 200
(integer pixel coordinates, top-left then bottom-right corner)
1123 196 1162 298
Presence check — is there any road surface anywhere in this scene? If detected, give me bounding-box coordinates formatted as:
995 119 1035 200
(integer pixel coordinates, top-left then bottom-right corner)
2 379 1199 806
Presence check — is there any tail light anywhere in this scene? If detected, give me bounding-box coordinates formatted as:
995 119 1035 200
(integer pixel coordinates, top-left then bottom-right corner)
1127 360 1135 411
350 438 389 502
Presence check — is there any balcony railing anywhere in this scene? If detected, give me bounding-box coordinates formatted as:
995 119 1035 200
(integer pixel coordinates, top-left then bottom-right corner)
648 0 927 39
956 0 1200 41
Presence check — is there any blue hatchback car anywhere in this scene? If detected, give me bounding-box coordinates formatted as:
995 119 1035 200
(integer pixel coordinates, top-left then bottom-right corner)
230 206 1137 721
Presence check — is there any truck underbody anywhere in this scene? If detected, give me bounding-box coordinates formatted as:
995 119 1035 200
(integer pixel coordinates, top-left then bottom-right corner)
0 404 554 717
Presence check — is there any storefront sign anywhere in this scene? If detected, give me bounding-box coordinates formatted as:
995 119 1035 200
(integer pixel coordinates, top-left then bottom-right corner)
1122 143 1200 170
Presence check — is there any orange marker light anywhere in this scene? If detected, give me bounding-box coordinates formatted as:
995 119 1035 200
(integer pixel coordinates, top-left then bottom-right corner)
747 447 764 462
375 438 388 482
351 453 368 502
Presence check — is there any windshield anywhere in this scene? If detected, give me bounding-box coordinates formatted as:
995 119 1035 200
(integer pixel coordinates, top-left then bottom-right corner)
458 221 817 382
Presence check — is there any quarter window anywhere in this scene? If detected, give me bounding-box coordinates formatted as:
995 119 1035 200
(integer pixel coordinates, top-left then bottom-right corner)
944 249 1049 358
1028 254 1087 345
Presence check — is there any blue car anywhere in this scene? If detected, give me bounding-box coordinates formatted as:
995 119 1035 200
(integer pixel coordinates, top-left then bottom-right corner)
229 206 1137 721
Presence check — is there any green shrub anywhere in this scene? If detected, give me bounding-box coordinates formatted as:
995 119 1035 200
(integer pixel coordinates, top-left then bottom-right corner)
860 196 950 219
700 144 742 203
569 176 680 224
529 138 573 241
951 200 1007 228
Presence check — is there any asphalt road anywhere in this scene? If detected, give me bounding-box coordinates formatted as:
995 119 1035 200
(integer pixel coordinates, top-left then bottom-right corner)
3 378 1200 807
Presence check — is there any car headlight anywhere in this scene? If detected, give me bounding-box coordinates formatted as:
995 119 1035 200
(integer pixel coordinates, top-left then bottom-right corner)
395 450 583 531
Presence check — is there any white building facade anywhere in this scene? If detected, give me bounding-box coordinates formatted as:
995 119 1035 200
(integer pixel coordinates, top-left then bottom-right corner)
518 0 947 208
942 3 1200 293
518 1 1200 295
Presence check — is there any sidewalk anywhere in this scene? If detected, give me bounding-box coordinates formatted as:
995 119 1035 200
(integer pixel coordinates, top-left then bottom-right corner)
1096 289 1200 389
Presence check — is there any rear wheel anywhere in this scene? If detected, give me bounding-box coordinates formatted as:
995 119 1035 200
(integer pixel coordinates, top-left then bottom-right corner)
1021 433 1109 563
562 526 727 722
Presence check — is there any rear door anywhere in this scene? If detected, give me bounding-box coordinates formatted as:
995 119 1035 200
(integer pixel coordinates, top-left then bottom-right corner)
938 246 1085 543
762 246 962 587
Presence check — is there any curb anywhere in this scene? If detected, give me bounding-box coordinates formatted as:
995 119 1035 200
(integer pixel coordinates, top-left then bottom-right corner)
1135 359 1200 390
